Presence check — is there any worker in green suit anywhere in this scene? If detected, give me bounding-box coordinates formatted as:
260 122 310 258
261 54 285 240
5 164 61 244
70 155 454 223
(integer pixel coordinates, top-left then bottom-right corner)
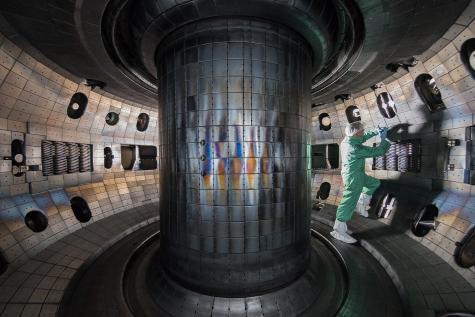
331 121 390 244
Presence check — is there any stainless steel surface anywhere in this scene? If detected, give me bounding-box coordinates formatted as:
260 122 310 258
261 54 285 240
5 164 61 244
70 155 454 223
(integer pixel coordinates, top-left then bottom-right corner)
157 17 313 296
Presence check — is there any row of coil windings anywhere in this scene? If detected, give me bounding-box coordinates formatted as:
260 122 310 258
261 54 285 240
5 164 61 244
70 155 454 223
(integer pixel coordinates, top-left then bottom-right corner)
373 140 421 172
41 141 92 176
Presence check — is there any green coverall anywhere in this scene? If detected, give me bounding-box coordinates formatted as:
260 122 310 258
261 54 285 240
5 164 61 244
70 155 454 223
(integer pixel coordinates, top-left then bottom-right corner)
336 129 390 222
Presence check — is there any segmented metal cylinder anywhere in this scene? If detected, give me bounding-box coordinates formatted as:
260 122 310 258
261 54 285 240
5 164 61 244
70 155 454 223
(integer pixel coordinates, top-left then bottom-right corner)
156 17 312 296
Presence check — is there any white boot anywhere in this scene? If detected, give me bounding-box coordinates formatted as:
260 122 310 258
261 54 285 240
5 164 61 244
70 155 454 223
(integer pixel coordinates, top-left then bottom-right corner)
330 220 357 244
356 193 371 218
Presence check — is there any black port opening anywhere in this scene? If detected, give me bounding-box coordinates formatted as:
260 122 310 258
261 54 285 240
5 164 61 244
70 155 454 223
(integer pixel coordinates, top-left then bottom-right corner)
312 144 339 169
377 92 397 118
0 251 7 276
67 93 88 119
411 204 438 237
138 145 157 170
345 105 361 123
137 113 150 132
104 147 113 169
70 196 92 223
460 38 475 79
24 210 48 232
414 74 446 113
105 112 120 126
121 145 136 170
454 225 475 268
319 113 331 131
317 182 331 200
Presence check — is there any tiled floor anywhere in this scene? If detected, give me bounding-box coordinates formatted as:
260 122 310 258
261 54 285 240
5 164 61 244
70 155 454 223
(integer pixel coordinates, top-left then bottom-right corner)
0 202 158 317
313 205 475 316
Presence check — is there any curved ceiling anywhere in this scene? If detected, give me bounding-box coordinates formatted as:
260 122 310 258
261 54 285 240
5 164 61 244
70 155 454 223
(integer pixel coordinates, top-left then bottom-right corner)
0 0 470 107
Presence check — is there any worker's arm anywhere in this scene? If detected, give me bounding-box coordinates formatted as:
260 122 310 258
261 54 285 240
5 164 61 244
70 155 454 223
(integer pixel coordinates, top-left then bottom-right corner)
361 129 379 142
354 140 390 158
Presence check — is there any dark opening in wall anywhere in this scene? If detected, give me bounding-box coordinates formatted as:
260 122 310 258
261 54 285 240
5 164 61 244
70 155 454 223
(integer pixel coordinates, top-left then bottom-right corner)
411 204 438 237
138 145 157 170
312 144 339 169
67 93 88 119
136 113 150 132
104 147 113 169
24 210 48 232
414 74 446 113
465 125 475 185
121 145 136 170
317 182 331 200
70 196 92 223
318 113 331 131
373 139 421 172
0 251 7 276
460 38 475 79
454 225 475 268
377 92 397 118
376 193 396 218
11 139 25 177
105 112 120 125
345 105 361 123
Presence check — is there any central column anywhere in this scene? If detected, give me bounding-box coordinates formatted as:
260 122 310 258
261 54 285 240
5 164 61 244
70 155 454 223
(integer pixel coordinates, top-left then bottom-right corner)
156 17 312 296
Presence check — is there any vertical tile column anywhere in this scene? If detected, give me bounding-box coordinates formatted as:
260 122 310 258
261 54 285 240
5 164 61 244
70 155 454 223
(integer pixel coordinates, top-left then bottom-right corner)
156 17 313 296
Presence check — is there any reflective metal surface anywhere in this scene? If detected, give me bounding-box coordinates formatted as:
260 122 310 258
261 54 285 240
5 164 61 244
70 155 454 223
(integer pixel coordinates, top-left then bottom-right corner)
157 17 313 296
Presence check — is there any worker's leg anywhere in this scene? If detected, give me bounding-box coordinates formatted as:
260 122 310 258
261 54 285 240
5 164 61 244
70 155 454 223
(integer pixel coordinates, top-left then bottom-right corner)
335 184 362 222
356 175 381 216
362 174 380 196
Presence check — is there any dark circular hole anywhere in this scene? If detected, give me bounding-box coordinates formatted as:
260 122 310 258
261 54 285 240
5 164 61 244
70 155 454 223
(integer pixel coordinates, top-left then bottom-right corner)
319 113 331 131
70 196 92 223
414 74 445 113
24 210 48 232
411 204 438 237
67 93 88 119
105 112 120 125
137 113 150 132
317 182 331 200
345 105 361 123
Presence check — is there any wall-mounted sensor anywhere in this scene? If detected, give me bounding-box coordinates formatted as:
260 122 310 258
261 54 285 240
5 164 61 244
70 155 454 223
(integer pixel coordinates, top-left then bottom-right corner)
67 92 88 119
24 210 48 233
83 79 106 90
318 113 331 131
70 196 92 223
345 105 361 123
414 74 446 113
105 112 120 126
334 94 351 102
460 38 475 79
376 193 396 218
137 113 150 132
411 204 438 237
385 57 418 72
377 92 397 118
454 225 475 268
